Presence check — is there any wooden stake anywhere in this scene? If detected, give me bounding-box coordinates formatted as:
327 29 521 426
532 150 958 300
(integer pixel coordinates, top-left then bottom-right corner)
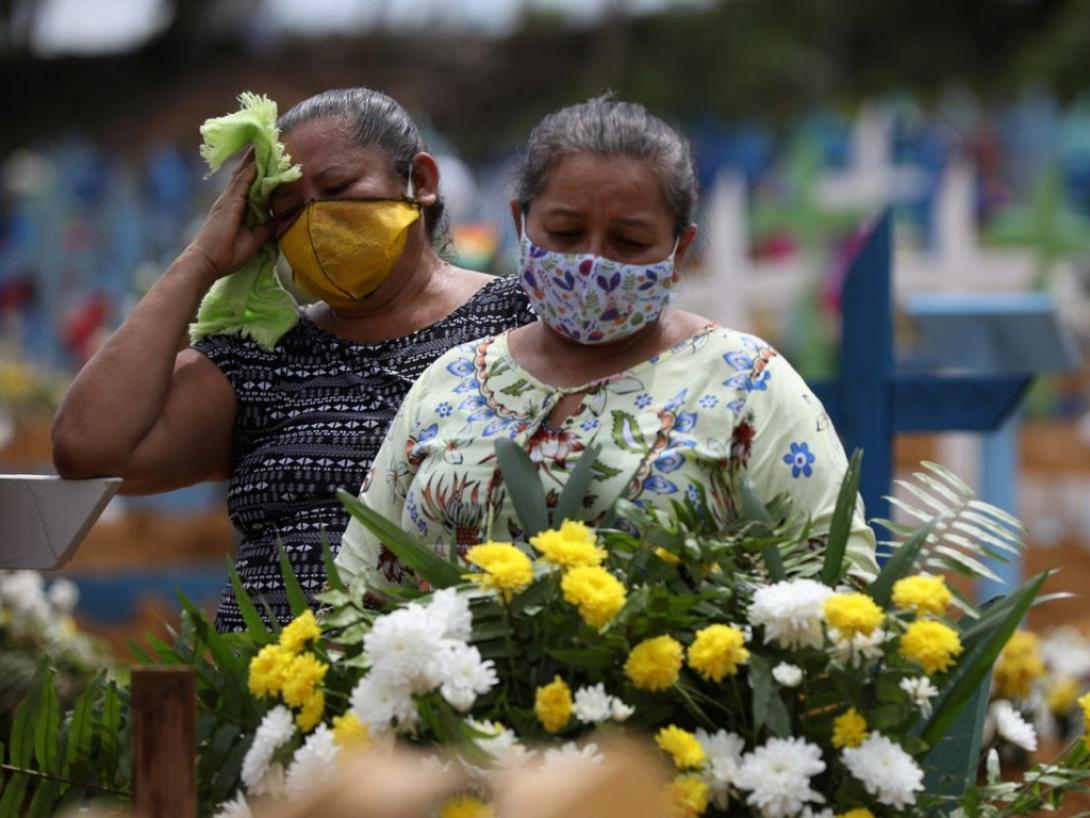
131 668 197 818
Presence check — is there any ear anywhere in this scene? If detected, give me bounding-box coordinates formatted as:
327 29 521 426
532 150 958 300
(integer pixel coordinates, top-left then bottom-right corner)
673 223 698 280
409 152 440 206
509 199 524 237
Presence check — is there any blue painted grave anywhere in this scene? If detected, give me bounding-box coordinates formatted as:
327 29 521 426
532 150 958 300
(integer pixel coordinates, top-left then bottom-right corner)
811 209 1032 551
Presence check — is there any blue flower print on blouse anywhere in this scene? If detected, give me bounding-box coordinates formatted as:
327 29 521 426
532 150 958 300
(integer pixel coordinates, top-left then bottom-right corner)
783 442 816 478
635 393 653 409
699 394 719 408
436 401 452 418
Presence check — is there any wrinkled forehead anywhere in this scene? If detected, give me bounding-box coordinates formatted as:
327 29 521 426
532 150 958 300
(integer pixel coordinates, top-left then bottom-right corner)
529 152 676 225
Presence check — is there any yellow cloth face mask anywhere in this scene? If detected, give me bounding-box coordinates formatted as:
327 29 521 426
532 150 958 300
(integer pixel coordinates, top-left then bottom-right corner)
279 198 421 308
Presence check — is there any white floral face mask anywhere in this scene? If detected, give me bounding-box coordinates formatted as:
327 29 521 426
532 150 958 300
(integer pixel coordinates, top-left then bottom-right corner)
516 232 677 345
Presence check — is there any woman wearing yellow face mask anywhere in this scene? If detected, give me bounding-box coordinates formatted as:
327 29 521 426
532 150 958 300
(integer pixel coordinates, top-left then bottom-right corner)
51 88 535 631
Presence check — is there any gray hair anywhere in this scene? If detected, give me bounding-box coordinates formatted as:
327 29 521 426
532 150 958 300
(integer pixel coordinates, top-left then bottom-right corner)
278 88 447 243
513 94 698 237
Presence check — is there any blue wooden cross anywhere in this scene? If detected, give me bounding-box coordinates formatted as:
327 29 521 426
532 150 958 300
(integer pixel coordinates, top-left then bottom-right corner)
810 209 1032 543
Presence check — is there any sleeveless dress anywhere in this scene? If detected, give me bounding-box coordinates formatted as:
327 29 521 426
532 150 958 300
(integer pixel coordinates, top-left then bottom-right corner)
193 274 535 631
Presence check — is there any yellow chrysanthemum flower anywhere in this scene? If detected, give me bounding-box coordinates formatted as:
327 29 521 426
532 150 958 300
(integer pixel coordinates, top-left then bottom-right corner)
654 547 681 566
831 707 869 749
899 620 963 675
994 630 1045 699
534 675 573 733
1079 692 1090 748
465 542 534 601
332 712 371 749
666 775 709 818
836 809 876 818
656 725 706 769
560 565 627 628
295 690 325 732
530 520 606 569
824 593 884 638
440 794 495 818
248 643 293 698
280 652 329 708
892 574 952 615
279 609 322 654
625 635 684 692
687 624 749 682
1045 677 1080 715
1079 691 1090 722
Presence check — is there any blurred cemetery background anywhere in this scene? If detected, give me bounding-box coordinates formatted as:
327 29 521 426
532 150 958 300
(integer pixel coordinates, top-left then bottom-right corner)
2 0 1090 650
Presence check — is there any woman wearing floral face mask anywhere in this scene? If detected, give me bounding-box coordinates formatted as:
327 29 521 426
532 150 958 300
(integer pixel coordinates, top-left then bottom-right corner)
337 94 876 590
52 88 535 630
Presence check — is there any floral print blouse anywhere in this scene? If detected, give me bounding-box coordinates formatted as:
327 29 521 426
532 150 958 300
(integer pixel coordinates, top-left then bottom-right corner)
337 325 877 589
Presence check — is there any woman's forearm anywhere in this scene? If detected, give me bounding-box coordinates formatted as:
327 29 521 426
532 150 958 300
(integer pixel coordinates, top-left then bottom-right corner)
51 250 219 477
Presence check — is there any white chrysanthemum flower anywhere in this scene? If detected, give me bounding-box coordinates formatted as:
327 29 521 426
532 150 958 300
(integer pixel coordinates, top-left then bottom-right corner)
829 627 889 668
47 579 79 614
749 579 832 650
212 791 251 818
427 588 473 642
363 605 447 693
285 724 340 797
841 733 924 809
899 676 939 718
1040 626 1090 680
1 571 50 620
572 683 614 723
734 736 826 818
240 706 295 790
801 807 834 818
432 643 497 712
992 700 1038 752
248 763 286 798
772 663 803 688
466 719 531 768
350 674 418 731
542 742 604 769
696 729 745 810
610 698 635 722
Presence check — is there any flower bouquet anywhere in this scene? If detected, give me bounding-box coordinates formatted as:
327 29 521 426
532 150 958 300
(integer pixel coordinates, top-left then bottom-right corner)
211 446 1090 817
8 448 1090 818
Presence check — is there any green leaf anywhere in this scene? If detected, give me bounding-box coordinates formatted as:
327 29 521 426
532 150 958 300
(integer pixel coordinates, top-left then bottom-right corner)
278 540 310 617
545 648 615 669
922 571 1048 746
738 476 785 581
64 676 100 780
750 654 791 737
176 593 242 679
8 664 45 767
24 780 61 818
338 490 463 588
127 640 154 666
0 773 28 818
494 437 549 537
33 665 59 774
551 443 602 527
867 521 934 606
320 529 347 593
821 449 862 586
227 557 273 642
99 683 121 786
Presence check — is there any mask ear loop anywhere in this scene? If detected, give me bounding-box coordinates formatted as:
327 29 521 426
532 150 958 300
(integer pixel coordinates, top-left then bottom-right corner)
405 162 415 200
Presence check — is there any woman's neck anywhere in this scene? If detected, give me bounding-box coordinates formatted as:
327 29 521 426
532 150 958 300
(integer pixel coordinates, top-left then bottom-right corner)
507 311 680 389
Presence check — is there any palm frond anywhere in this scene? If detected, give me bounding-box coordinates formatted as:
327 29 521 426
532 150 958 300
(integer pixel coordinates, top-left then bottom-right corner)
881 461 1027 599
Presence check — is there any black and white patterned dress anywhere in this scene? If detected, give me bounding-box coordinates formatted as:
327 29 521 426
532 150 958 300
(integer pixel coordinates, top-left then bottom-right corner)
193 274 535 631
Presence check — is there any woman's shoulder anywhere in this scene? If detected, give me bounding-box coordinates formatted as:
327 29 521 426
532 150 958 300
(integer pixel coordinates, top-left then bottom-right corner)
190 310 333 371
461 272 535 324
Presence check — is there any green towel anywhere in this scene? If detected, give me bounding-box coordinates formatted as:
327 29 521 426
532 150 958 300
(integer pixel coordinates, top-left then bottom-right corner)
189 92 303 350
